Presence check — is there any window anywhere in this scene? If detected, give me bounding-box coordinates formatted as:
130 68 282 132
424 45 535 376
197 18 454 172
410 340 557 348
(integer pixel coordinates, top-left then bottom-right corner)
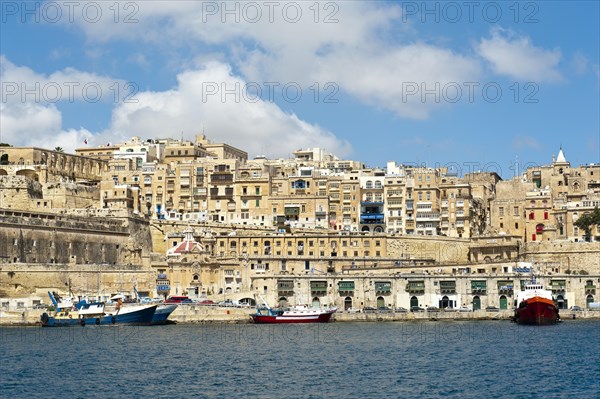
544 211 549 220
514 207 519 216
515 223 519 229
529 212 535 220
499 207 504 217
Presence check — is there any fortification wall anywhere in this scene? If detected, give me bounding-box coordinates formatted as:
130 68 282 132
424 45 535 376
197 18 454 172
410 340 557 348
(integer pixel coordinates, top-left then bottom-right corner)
0 176 43 210
0 209 152 268
522 241 600 274
0 263 153 299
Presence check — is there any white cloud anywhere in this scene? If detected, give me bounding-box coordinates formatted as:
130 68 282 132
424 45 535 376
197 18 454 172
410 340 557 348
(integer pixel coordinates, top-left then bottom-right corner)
0 57 350 157
477 28 562 82
68 2 482 119
107 62 351 157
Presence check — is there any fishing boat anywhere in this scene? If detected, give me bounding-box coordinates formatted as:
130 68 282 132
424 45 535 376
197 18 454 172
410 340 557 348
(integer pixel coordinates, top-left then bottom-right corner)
40 291 157 327
152 304 178 325
132 288 178 325
251 296 336 324
514 279 559 325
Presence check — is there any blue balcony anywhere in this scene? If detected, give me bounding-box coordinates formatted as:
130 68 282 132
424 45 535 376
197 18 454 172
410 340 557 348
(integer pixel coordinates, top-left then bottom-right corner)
360 213 385 224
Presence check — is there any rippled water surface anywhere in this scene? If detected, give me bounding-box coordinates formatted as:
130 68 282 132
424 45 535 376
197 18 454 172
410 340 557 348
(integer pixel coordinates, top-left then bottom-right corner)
1 320 599 398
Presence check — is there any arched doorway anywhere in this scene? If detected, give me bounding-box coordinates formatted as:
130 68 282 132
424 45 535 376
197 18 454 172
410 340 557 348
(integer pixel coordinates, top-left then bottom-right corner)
473 296 481 311
16 169 39 181
344 296 352 310
361 226 370 232
373 226 384 233
556 295 566 310
586 295 594 308
440 295 450 309
410 296 419 309
239 298 256 307
279 297 288 308
312 297 320 308
376 296 385 308
499 295 508 310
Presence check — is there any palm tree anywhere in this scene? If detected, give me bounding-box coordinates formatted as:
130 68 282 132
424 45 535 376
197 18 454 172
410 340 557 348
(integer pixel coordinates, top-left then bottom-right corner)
54 147 64 152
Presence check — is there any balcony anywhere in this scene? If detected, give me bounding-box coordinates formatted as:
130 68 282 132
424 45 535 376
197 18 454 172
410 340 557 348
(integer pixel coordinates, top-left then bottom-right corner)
310 281 328 296
416 213 440 221
440 282 456 294
277 280 294 296
375 282 392 295
338 281 355 294
497 282 514 296
360 214 384 224
551 281 566 295
471 281 487 295
406 282 425 294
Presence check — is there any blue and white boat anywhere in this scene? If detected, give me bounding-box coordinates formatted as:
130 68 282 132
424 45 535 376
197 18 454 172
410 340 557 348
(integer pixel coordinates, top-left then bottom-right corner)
40 291 157 327
133 288 178 324
152 304 178 325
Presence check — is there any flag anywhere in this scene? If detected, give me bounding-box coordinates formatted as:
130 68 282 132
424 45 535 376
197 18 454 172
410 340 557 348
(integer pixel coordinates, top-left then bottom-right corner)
106 142 111 147
83 138 88 145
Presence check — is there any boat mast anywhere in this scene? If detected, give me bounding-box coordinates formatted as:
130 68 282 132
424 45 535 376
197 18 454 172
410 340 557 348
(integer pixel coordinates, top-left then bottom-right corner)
256 294 271 311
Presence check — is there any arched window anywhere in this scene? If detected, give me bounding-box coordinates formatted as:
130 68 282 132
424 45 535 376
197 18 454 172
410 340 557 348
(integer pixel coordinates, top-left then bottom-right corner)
365 181 373 189
586 295 594 308
374 181 382 189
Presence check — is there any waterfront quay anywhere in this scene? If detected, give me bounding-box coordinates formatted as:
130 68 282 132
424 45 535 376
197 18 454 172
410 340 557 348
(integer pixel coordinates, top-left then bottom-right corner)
2 302 598 327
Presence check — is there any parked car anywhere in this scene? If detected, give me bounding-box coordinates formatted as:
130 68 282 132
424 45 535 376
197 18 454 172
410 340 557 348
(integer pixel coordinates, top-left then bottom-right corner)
377 306 392 312
198 299 215 305
395 307 408 313
411 306 425 312
165 296 193 304
363 306 377 313
33 303 49 310
570 306 582 311
426 306 439 312
346 307 361 313
485 306 499 312
218 299 238 307
457 307 472 312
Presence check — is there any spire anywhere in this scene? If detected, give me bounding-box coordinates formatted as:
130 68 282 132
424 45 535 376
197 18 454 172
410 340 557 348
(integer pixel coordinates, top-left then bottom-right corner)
556 146 566 163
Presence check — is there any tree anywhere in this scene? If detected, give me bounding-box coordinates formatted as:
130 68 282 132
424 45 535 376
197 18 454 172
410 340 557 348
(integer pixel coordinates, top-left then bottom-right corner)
575 206 600 241
0 143 12 147
54 147 64 152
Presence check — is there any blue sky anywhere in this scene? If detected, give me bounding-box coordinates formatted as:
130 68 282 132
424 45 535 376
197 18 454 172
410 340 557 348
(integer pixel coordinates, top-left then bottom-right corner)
1 1 598 177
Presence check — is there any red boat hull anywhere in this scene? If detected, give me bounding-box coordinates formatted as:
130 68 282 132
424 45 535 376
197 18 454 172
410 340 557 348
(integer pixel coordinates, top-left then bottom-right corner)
515 297 559 325
251 312 334 324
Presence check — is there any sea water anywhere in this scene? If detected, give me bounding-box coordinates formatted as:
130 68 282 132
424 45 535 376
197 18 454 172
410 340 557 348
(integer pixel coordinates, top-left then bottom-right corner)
1 320 598 399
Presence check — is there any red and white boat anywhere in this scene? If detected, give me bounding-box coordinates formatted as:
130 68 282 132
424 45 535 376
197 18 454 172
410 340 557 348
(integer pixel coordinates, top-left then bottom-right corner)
251 303 336 324
514 280 559 325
